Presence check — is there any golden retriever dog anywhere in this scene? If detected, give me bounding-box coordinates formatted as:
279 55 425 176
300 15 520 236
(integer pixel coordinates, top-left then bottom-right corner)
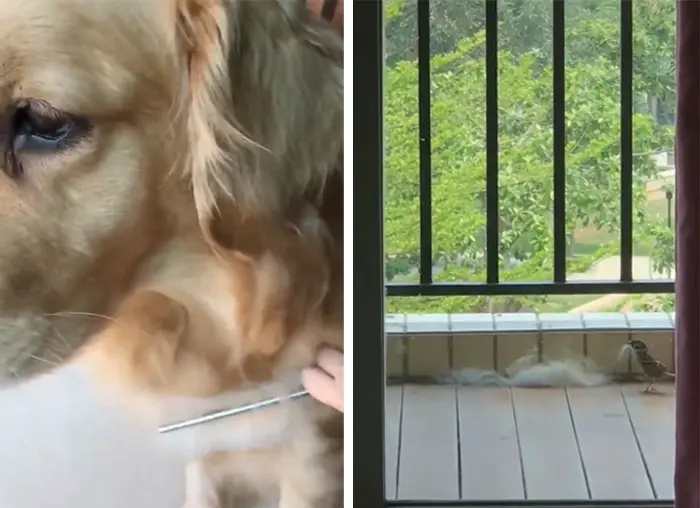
0 0 343 506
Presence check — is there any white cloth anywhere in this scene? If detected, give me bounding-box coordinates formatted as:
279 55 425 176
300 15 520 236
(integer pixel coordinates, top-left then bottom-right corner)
0 365 299 508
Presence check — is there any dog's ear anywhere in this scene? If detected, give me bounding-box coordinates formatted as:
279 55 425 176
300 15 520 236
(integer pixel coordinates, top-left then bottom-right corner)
174 0 242 220
174 0 343 224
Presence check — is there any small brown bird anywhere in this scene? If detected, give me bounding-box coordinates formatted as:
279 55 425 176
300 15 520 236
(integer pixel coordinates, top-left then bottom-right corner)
628 338 675 393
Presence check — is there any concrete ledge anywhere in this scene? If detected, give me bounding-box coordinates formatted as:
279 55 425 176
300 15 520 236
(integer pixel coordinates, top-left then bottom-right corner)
385 312 675 379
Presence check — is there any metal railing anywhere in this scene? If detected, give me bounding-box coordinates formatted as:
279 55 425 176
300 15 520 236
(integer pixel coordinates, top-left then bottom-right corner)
385 0 675 298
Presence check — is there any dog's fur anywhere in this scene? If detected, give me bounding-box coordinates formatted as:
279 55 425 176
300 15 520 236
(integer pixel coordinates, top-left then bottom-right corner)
0 0 343 506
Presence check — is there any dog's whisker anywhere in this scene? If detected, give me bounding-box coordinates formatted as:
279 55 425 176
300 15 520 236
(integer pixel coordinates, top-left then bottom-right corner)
44 311 129 329
28 354 58 367
43 311 113 321
45 348 65 363
51 327 74 356
43 311 158 340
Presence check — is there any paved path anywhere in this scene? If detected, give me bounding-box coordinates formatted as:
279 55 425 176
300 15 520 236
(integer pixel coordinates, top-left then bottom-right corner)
568 255 673 282
568 255 672 313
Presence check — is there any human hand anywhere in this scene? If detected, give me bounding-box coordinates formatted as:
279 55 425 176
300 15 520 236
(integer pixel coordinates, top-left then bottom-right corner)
302 347 343 412
307 0 343 35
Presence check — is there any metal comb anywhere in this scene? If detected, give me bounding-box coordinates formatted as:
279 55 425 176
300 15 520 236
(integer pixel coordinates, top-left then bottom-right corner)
158 389 310 434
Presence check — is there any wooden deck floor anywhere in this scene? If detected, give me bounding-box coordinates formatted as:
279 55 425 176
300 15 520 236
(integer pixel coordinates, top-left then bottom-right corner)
385 384 675 501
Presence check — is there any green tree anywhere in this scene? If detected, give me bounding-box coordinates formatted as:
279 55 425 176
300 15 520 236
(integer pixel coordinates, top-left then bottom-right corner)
386 0 676 119
384 1 676 314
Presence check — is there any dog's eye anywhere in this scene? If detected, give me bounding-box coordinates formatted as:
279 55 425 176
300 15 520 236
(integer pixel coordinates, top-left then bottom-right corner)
12 105 82 153
3 103 90 177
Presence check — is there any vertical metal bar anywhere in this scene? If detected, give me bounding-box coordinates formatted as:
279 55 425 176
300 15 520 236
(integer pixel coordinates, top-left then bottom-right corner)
553 0 567 283
486 0 500 284
354 1 385 507
620 0 634 282
417 0 433 285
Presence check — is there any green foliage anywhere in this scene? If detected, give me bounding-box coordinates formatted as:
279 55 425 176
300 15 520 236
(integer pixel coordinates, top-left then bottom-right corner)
613 294 675 313
384 0 676 314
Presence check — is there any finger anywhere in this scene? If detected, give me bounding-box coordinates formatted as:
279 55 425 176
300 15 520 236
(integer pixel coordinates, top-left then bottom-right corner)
315 348 343 380
307 0 343 34
301 367 343 412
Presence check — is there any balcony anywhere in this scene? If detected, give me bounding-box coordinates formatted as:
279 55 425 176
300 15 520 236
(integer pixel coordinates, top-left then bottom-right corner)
382 312 676 502
354 1 678 507
385 384 674 501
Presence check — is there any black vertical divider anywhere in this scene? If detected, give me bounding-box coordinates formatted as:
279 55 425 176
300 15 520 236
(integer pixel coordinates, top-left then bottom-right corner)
354 1 386 507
